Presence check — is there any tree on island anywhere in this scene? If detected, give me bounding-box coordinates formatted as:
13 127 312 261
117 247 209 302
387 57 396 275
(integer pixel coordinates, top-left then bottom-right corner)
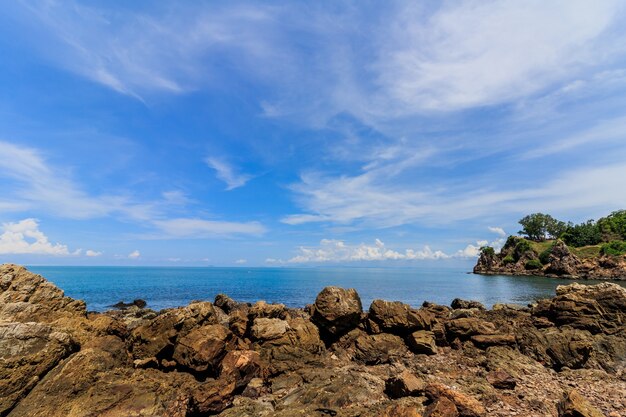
518 213 567 241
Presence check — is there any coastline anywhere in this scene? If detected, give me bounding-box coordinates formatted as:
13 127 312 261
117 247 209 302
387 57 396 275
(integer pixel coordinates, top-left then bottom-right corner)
2 263 625 416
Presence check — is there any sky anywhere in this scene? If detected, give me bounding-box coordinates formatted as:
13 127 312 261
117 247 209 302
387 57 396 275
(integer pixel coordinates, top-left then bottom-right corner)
1 0 626 266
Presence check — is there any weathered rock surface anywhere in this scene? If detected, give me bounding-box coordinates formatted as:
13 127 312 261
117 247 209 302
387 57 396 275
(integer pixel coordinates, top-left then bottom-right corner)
1 264 625 417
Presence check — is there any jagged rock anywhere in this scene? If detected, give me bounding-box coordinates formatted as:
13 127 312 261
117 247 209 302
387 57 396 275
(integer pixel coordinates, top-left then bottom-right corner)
557 389 604 417
517 327 594 370
380 402 424 417
310 286 363 338
545 241 581 276
369 299 434 335
220 350 265 390
249 300 288 320
485 369 516 389
191 377 237 415
0 322 77 415
251 317 289 341
445 318 496 340
214 293 238 313
424 383 485 417
407 330 438 355
172 324 235 374
451 299 485 310
110 299 147 309
385 370 426 398
228 307 249 337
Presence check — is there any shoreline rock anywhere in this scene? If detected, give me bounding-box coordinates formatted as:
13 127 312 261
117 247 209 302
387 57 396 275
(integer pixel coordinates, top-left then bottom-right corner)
1 263 625 416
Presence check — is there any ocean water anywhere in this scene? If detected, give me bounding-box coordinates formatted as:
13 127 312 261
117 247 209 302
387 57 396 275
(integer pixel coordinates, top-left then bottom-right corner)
27 265 626 312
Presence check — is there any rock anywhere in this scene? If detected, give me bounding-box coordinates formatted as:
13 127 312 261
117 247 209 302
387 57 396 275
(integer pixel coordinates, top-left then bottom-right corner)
249 300 287 319
354 332 409 365
545 241 581 276
425 396 459 417
228 308 249 337
250 317 289 341
485 369 516 389
445 318 496 341
451 299 485 310
220 350 265 390
110 299 147 309
518 327 594 370
380 403 424 417
407 330 438 355
557 389 604 417
173 324 235 374
241 377 267 399
385 370 426 398
470 334 516 348
0 322 77 415
214 293 238 313
191 377 237 415
311 286 363 339
492 303 529 312
424 383 485 417
369 300 434 335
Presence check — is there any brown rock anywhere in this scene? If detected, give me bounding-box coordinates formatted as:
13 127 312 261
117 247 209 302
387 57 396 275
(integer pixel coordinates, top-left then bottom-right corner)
250 317 289 341
407 330 438 355
485 369 516 389
249 300 287 319
220 350 265 389
445 318 496 340
451 299 485 310
369 299 434 335
470 334 516 348
424 383 485 417
517 327 594 370
385 370 426 398
425 397 459 417
557 389 604 417
381 403 424 417
214 293 238 313
191 377 236 415
173 324 234 373
311 286 363 338
354 332 409 365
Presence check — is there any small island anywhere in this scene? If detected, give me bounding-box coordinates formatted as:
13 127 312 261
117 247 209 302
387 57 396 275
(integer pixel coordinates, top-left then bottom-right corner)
475 210 626 280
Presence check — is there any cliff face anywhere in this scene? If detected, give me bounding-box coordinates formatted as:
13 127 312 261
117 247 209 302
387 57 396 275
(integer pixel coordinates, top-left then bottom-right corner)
1 263 626 417
474 237 626 280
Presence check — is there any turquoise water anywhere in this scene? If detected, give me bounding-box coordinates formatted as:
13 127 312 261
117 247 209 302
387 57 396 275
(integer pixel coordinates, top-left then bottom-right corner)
27 266 625 312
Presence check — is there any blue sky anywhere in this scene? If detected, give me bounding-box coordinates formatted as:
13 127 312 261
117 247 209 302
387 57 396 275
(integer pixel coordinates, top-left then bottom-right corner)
1 0 626 266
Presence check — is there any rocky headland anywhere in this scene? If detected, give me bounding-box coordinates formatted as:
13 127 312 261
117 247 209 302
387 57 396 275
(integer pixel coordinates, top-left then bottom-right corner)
1 263 625 416
474 237 626 280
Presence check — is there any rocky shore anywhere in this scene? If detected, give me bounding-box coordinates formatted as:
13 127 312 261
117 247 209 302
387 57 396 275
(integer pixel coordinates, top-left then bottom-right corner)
1 263 625 417
474 238 626 280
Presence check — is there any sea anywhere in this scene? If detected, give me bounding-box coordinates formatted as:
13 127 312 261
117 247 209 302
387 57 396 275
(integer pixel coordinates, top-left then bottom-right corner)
26 265 626 312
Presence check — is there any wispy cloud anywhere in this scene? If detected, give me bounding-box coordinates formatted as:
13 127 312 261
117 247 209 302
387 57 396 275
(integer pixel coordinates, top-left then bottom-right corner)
85 249 102 257
151 218 266 239
488 227 506 237
128 250 141 259
205 157 252 190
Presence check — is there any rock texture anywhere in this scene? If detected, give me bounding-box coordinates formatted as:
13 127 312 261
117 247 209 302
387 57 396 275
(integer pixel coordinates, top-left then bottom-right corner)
474 237 626 280
1 263 626 417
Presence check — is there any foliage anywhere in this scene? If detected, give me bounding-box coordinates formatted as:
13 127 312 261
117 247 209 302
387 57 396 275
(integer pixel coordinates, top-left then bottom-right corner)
561 220 602 248
597 210 626 241
525 259 543 270
600 240 626 256
539 244 555 265
518 213 566 241
480 246 495 257
502 255 516 265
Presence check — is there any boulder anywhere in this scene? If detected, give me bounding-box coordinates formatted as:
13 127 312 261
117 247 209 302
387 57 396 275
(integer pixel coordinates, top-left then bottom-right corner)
470 334 516 349
354 332 409 365
445 318 496 341
545 241 581 276
425 396 459 417
385 370 426 398
251 318 289 341
214 293 238 313
249 300 287 319
173 324 235 374
450 299 485 310
310 286 363 338
557 389 604 417
369 299 434 335
406 330 438 355
517 327 594 370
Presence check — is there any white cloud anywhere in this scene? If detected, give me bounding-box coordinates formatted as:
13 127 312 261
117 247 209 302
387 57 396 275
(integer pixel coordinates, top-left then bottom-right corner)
85 249 102 257
128 250 141 259
488 226 506 237
234 258 247 264
0 218 73 255
152 218 266 238
285 238 449 263
205 157 252 190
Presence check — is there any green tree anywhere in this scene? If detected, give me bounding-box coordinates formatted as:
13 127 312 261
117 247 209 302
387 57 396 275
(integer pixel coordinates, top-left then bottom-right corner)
597 210 626 241
561 220 602 247
518 213 564 241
